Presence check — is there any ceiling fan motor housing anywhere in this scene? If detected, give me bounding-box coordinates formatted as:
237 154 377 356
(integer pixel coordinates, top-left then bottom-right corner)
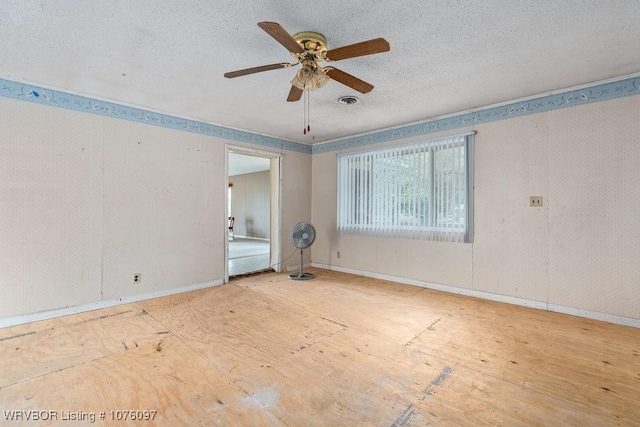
291 32 328 61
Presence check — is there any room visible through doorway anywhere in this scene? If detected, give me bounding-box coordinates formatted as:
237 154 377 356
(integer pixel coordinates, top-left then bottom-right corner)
227 150 279 278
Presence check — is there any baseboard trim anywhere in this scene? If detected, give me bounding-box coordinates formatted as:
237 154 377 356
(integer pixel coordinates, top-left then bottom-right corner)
312 263 640 329
546 304 640 329
0 279 224 329
286 262 312 272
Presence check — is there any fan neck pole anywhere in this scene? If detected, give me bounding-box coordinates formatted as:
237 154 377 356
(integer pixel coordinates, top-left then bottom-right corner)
299 248 304 275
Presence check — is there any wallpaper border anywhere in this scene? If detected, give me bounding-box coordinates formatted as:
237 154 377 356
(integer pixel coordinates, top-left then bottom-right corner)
2 75 639 156
0 78 312 154
313 75 640 154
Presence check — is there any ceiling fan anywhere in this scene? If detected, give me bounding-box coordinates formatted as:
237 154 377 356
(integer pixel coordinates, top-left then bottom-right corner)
224 22 390 102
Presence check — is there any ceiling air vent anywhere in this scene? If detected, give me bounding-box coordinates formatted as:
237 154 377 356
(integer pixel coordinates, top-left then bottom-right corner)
338 96 359 105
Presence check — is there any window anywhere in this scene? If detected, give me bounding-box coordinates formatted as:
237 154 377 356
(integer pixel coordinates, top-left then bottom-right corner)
337 133 473 243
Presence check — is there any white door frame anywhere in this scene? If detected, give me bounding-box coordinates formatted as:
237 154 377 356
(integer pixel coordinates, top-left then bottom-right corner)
225 145 282 283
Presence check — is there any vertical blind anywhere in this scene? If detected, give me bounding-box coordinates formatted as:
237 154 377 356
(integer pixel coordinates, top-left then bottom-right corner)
337 133 473 243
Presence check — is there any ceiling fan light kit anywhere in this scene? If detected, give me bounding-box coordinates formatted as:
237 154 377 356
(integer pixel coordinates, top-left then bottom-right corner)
224 22 390 134
290 65 330 91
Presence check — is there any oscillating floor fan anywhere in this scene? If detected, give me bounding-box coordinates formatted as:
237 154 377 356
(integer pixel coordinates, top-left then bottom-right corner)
289 221 315 280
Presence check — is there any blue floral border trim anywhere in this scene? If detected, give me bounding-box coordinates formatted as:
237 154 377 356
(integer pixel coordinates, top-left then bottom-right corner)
0 78 311 154
2 76 639 155
312 76 640 154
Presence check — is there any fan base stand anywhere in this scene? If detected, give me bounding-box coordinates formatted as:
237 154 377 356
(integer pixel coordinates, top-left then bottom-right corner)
289 272 315 281
288 247 315 281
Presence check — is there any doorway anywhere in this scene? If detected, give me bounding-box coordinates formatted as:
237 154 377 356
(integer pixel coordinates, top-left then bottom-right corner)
226 147 280 280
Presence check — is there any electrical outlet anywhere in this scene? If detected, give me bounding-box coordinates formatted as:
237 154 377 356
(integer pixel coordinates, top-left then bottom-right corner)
337 251 340 259
133 273 141 284
530 196 543 207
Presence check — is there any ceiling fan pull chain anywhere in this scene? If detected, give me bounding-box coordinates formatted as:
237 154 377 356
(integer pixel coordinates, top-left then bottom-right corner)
307 88 311 133
303 87 308 135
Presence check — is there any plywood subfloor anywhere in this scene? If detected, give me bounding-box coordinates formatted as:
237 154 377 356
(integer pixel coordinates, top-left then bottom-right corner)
0 268 638 426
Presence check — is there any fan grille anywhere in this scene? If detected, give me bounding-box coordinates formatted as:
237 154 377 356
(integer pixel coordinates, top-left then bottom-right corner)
291 222 315 249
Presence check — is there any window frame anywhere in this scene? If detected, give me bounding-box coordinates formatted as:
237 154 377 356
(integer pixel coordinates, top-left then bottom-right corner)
337 132 474 243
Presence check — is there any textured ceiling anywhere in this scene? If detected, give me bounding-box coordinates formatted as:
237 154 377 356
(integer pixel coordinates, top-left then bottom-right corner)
2 1 640 145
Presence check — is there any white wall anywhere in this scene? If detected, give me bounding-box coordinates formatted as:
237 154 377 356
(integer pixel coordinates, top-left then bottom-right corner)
312 95 640 322
229 170 270 239
280 151 313 267
2 86 637 324
0 98 105 317
0 97 311 320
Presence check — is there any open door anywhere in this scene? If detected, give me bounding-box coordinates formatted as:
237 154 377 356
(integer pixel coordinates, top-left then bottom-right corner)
226 146 281 281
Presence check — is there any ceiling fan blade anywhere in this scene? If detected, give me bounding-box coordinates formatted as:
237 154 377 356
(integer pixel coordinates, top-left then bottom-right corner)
224 63 288 78
325 38 390 61
326 68 374 94
287 86 303 102
258 21 305 54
